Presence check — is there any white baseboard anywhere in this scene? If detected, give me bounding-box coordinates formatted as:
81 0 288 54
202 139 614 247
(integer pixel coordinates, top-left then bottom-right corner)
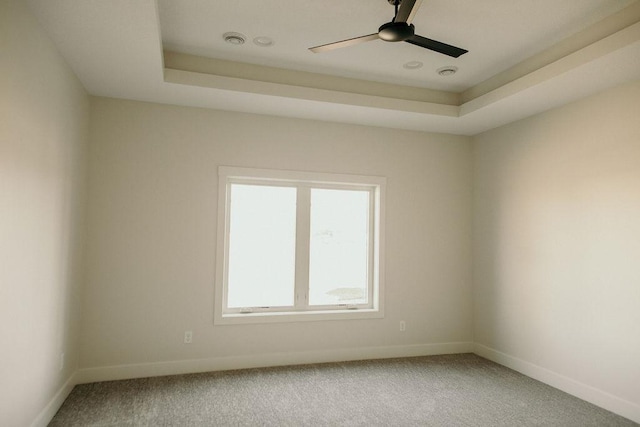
473 343 640 424
33 342 639 425
75 341 473 384
31 372 78 427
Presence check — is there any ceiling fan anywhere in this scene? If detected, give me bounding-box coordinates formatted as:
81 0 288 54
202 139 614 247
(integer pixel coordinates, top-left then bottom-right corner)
309 0 468 58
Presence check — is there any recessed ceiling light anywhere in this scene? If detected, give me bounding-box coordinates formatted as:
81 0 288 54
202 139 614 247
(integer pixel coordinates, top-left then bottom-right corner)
403 61 423 70
253 36 274 47
223 32 246 45
437 66 458 76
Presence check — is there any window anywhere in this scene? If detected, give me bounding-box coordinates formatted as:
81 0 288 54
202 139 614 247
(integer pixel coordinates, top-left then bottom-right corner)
215 166 385 324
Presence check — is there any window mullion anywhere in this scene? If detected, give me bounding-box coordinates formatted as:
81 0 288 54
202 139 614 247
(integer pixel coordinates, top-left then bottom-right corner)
368 188 376 307
294 186 311 309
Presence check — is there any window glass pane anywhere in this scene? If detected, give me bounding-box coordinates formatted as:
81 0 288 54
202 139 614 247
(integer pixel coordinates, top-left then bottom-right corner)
227 184 296 308
309 189 370 306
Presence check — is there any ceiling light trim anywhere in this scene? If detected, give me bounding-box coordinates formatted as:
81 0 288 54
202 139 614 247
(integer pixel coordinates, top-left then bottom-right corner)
253 36 274 47
437 66 458 76
403 61 423 70
223 32 247 45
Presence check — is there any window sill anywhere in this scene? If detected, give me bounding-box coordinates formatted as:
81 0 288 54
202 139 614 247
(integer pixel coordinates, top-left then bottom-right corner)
214 308 383 325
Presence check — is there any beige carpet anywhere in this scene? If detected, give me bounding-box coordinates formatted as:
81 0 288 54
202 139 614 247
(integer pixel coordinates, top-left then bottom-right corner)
50 353 636 426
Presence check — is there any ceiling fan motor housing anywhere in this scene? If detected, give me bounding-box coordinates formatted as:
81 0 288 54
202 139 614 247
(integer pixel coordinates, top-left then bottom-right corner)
378 22 415 42
309 0 468 57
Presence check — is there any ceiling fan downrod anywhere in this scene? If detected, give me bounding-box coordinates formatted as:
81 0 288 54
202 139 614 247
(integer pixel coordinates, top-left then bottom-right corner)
380 0 414 42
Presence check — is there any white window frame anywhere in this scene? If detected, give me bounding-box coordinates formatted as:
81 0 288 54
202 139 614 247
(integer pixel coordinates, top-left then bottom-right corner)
214 166 385 325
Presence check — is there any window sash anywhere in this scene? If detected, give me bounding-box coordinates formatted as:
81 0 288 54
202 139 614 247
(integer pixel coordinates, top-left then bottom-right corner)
308 187 372 307
226 183 297 309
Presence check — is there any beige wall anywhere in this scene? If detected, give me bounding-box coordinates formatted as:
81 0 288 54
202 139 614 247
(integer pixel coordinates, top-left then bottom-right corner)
0 1 89 426
472 80 640 413
5 2 638 423
80 97 473 371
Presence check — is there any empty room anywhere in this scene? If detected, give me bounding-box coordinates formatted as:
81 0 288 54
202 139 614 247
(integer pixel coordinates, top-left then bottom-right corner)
2 0 639 425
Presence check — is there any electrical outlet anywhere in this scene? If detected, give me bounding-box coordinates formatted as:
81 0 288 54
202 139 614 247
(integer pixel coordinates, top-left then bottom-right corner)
59 353 65 371
184 331 193 344
399 321 406 332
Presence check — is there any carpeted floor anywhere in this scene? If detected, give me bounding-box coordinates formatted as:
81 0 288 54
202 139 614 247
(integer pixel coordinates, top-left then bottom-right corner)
50 353 636 426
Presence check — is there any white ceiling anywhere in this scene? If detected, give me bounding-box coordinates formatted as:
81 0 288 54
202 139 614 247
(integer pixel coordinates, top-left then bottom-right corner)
159 0 631 91
26 0 640 135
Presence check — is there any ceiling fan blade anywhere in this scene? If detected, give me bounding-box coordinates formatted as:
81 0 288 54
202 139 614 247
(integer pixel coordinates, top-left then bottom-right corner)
309 33 379 53
406 34 468 58
394 0 423 24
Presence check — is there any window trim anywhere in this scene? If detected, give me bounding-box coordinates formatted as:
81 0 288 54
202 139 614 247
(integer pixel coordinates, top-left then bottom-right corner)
214 166 385 325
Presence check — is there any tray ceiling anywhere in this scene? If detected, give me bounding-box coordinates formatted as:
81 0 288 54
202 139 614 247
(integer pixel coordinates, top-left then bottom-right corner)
26 0 640 135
